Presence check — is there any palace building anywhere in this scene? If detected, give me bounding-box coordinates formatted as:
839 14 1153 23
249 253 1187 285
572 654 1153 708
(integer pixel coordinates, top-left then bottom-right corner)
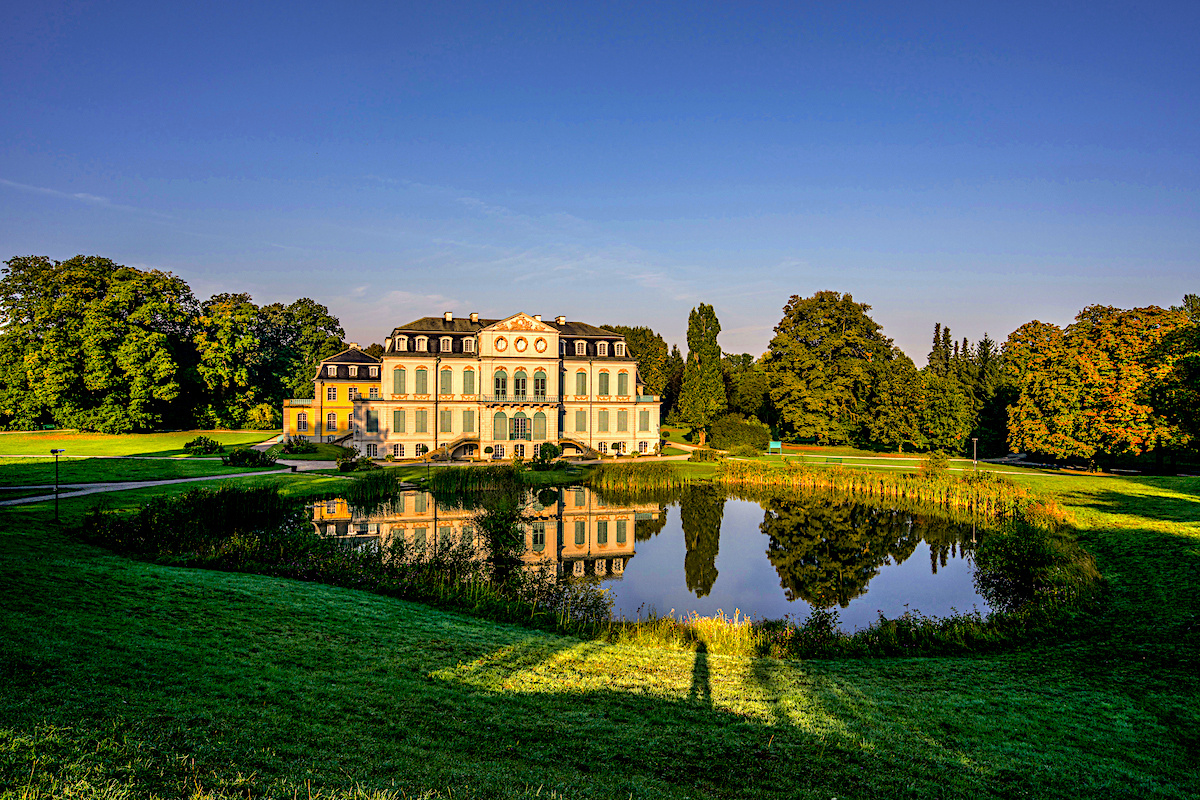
282 312 661 460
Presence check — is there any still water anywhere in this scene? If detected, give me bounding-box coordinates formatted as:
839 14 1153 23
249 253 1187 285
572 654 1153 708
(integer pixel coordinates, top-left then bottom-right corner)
311 485 988 632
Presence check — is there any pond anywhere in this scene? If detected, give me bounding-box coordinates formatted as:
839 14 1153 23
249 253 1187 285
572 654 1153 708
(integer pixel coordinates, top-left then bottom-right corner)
311 485 989 632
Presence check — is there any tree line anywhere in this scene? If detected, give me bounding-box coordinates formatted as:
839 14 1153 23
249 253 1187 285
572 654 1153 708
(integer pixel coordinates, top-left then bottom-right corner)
619 291 1199 467
0 255 347 432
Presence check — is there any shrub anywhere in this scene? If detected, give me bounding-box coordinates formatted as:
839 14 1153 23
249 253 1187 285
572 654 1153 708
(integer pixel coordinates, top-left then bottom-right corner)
728 444 759 458
530 442 563 471
184 435 224 455
279 436 317 454
709 414 770 452
973 521 1101 612
920 450 950 476
688 447 721 463
220 448 277 468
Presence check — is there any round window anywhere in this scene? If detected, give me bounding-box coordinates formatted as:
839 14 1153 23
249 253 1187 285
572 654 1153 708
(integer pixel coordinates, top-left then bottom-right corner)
495 337 508 352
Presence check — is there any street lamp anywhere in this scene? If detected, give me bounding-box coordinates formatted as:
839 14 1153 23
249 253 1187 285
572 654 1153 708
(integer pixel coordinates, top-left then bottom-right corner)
971 438 978 473
50 449 65 522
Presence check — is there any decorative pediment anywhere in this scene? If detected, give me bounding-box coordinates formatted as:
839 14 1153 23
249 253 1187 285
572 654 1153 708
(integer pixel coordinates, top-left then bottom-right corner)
485 313 557 333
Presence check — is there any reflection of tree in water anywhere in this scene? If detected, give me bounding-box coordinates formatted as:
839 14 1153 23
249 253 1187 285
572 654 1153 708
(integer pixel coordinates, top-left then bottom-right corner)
680 485 725 598
634 507 669 541
760 495 968 608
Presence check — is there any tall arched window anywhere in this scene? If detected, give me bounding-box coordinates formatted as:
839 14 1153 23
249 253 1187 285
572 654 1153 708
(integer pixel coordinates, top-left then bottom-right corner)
532 411 547 440
533 369 547 398
493 370 507 398
514 370 527 399
512 411 529 440
327 412 337 432
393 367 405 395
493 411 508 441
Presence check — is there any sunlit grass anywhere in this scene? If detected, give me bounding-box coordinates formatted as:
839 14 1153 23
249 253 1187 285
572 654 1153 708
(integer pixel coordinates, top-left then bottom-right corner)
0 429 272 457
0 456 282 486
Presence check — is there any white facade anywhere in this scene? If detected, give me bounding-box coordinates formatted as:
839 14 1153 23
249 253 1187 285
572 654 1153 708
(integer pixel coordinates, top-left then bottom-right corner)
351 312 660 460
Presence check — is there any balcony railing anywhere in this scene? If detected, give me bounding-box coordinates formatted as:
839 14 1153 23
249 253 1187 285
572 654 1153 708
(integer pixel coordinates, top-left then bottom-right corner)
284 398 313 406
480 395 560 404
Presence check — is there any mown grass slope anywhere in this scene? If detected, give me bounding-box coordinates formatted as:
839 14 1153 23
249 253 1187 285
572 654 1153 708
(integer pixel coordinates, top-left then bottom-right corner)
1 472 1197 798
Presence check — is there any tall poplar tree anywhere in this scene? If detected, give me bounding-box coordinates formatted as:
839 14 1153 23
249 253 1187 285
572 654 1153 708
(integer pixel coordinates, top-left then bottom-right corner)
679 303 726 439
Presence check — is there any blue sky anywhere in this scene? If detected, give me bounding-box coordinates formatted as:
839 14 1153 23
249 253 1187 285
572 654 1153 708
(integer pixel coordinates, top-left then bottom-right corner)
2 1 1196 362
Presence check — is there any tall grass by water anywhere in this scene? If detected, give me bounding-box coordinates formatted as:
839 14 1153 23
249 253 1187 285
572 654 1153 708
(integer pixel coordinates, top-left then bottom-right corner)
716 459 1065 521
426 464 523 494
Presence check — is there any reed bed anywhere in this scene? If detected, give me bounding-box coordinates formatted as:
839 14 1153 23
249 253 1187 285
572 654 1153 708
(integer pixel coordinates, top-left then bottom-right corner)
426 465 523 494
716 459 1062 521
588 462 689 491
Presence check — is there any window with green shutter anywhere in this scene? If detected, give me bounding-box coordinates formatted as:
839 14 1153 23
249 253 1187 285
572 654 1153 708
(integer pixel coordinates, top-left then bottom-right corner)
598 409 608 432
494 370 507 398
463 369 475 395
414 527 426 547
532 521 545 552
616 520 627 544
574 489 585 507
574 520 585 545
597 520 608 544
639 409 650 431
415 368 427 394
617 409 628 431
598 372 609 396
575 371 587 395
493 412 507 441
575 409 586 432
440 369 452 395
533 370 547 397
415 409 428 433
366 410 379 432
393 367 405 394
618 372 628 396
415 493 426 512
440 408 452 433
463 409 475 433
393 409 405 433
532 412 546 440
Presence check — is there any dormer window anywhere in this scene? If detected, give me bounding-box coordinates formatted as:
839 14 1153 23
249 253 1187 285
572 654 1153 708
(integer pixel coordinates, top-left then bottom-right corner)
615 342 625 357
368 366 379 377
416 337 428 352
349 366 358 377
327 365 337 377
440 336 452 352
397 336 408 351
463 338 475 353
575 341 586 356
597 342 608 357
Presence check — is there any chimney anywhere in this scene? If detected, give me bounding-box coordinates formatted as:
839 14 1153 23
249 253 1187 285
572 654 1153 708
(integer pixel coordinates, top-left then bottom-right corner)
469 312 479 323
443 311 453 321
555 315 566 325
533 314 541 322
384 337 392 352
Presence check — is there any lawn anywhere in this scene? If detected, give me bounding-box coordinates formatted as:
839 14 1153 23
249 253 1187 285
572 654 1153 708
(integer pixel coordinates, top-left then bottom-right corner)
270 442 352 460
0 457 285 486
0 429 274 458
0 469 1197 798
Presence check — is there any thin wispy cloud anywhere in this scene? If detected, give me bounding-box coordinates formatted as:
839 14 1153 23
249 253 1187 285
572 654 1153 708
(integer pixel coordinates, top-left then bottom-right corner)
0 178 173 219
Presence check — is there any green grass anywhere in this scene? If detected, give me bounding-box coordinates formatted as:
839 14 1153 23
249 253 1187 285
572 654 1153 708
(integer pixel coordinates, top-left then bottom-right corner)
0 429 273 458
660 424 695 444
1 470 1197 797
0 456 283 486
662 445 689 456
270 442 352 460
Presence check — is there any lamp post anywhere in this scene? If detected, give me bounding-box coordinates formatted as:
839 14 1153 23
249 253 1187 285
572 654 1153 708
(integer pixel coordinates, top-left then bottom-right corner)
50 449 65 522
971 438 978 473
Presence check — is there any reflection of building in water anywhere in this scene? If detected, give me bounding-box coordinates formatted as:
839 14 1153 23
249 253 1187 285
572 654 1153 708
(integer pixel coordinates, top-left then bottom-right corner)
311 487 662 578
